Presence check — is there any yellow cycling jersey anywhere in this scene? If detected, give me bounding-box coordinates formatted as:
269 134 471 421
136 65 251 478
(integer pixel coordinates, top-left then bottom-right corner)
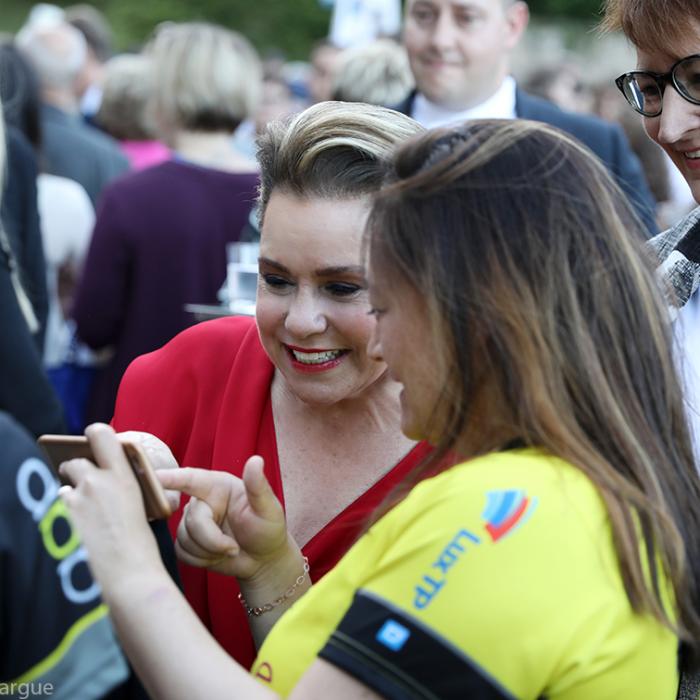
252 448 680 699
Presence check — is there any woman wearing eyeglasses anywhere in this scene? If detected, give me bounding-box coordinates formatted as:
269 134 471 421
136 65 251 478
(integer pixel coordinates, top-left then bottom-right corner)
604 0 700 466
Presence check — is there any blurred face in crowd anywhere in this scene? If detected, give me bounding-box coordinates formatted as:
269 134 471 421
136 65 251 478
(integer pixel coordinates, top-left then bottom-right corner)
403 0 528 110
256 192 388 406
637 23 700 203
309 44 341 103
254 79 297 134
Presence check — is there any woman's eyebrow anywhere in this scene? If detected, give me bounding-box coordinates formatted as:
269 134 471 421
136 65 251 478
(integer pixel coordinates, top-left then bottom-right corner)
258 257 289 273
315 265 365 277
259 258 365 278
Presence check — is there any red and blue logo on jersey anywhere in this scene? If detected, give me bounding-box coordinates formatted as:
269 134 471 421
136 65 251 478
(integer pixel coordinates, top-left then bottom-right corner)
412 489 538 610
482 490 537 542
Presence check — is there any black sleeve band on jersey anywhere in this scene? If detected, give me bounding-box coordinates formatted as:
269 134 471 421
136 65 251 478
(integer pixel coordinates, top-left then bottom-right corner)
318 590 518 700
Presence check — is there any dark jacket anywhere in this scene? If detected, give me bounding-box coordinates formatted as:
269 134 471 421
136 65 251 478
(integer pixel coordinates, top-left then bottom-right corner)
40 104 129 207
0 238 65 437
394 88 658 235
1 125 49 347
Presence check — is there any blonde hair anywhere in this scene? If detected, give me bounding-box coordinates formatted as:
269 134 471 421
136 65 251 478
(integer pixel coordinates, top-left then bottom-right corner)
148 22 261 137
257 101 422 222
331 40 414 107
369 119 700 666
96 53 156 141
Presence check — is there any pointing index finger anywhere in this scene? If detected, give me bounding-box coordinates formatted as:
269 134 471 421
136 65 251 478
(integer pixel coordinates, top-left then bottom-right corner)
157 467 235 503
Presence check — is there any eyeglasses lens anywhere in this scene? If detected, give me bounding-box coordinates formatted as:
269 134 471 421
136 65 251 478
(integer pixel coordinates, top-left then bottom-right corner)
623 74 661 115
675 56 700 102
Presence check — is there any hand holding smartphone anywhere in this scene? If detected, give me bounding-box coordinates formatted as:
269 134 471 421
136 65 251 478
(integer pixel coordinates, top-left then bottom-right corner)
38 434 173 520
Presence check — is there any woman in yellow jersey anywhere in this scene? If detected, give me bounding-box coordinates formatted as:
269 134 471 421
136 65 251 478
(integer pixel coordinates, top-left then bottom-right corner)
60 119 700 699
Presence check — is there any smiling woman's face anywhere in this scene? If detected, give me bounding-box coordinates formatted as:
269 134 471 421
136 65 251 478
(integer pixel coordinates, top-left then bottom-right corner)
256 191 388 406
636 24 700 203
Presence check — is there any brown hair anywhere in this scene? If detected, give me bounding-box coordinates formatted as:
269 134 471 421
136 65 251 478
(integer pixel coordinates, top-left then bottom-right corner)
601 0 698 51
368 119 700 666
256 101 422 223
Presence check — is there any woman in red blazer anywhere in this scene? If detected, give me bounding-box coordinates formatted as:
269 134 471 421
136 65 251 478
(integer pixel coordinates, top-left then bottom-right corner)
111 101 428 667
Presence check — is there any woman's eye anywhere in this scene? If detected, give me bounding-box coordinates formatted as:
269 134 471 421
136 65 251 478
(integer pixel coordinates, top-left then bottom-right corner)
413 9 434 23
262 274 292 290
325 282 362 297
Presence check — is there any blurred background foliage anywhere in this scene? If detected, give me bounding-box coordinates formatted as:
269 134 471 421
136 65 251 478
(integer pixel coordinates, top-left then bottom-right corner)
0 0 606 58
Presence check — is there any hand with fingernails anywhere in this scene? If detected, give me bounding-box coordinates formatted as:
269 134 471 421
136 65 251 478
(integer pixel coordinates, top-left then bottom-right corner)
116 430 182 514
59 423 167 590
157 456 295 584
60 424 301 595
158 459 306 645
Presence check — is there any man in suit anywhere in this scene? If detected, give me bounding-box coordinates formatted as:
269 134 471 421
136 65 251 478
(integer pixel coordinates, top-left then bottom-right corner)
394 0 658 233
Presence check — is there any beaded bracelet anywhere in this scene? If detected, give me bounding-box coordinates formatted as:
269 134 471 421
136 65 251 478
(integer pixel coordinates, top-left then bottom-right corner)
238 557 310 617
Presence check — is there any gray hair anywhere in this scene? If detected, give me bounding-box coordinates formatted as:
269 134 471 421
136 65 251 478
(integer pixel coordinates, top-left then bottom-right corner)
16 21 86 90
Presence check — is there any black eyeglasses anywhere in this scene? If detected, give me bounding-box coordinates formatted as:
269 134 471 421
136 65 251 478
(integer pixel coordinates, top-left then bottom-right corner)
615 54 700 117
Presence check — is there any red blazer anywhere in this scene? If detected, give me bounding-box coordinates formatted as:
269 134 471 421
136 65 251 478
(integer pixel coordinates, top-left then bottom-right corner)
112 316 431 668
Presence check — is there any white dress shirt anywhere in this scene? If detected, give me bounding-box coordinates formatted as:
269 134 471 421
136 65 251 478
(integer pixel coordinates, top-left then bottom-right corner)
411 76 518 129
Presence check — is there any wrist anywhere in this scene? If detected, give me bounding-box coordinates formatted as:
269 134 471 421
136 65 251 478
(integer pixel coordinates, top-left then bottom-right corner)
239 535 302 587
239 556 309 617
237 538 309 610
103 562 172 610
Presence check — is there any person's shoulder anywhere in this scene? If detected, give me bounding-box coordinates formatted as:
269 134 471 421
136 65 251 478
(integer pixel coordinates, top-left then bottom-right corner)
166 160 260 187
357 448 677 700
81 122 128 157
0 411 45 482
4 124 38 176
390 90 416 116
53 116 127 164
419 447 593 491
45 116 127 166
102 161 257 199
97 160 173 198
372 448 616 618
517 89 620 142
650 205 700 259
40 110 88 144
5 124 35 159
38 172 92 207
127 316 261 376
0 411 31 445
171 315 258 346
113 317 266 434
398 448 605 538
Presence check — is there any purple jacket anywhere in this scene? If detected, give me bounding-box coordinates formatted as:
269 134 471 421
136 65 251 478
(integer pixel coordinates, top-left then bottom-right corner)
73 159 259 423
